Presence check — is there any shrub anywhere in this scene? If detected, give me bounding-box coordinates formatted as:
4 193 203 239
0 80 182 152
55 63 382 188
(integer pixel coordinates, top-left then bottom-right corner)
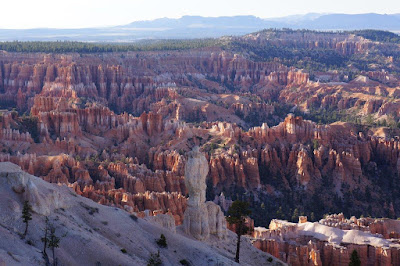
130 214 138 221
156 234 167 248
79 202 99 215
121 248 127 254
147 250 162 266
180 259 191 265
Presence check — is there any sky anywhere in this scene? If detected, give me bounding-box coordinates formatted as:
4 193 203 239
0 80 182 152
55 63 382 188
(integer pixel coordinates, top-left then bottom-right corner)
1 0 400 29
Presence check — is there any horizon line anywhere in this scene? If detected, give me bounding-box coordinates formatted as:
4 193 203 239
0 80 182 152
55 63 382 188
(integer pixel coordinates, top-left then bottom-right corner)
0 12 399 30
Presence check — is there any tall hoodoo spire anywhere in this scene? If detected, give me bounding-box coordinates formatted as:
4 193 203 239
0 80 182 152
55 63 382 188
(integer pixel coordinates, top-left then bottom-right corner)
183 146 226 240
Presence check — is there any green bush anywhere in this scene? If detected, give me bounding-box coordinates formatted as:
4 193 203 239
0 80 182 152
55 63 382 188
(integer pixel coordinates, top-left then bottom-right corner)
156 234 167 248
180 259 190 265
147 250 162 266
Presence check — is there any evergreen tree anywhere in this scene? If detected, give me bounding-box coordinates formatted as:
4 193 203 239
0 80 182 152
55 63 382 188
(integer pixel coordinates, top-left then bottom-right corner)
226 201 251 263
22 200 33 238
310 212 315 222
42 220 62 266
349 250 361 266
48 224 61 266
276 206 284 220
41 217 50 266
291 208 299 222
147 250 162 266
156 234 167 248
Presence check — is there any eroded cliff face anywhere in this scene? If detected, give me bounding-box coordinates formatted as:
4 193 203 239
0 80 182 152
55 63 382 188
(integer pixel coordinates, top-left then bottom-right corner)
252 215 400 266
240 31 376 56
2 105 400 225
278 79 400 120
0 44 400 227
0 49 305 115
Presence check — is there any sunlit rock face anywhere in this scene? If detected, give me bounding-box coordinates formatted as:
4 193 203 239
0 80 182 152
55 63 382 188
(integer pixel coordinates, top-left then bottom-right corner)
252 215 400 266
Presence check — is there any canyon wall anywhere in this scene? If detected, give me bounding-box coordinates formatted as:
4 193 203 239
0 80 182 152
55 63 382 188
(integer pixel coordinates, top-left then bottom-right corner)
0 38 399 226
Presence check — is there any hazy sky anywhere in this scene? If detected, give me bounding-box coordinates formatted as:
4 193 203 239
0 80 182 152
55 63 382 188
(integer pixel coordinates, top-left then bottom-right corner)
1 0 399 29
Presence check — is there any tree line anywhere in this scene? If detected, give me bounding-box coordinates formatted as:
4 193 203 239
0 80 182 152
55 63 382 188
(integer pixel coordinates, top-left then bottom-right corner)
0 39 220 53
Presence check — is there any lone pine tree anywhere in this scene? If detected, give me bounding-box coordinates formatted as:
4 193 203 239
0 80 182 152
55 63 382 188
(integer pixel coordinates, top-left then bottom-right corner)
42 218 62 266
22 200 33 238
226 200 251 263
349 249 361 266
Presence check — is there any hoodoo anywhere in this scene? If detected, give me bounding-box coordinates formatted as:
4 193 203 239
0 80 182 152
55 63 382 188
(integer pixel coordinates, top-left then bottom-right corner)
183 146 227 240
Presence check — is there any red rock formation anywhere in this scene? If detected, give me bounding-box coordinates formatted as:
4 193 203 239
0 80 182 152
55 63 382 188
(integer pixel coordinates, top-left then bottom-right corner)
209 149 260 189
0 40 399 236
252 217 400 266
241 31 376 56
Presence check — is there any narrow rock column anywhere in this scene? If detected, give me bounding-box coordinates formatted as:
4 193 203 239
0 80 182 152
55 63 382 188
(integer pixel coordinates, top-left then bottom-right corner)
183 146 227 240
183 146 210 240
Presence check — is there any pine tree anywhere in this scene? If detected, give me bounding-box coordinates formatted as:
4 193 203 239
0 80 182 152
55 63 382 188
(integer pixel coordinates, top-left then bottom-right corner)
291 208 299 222
226 200 251 263
22 200 33 238
42 220 62 266
156 234 167 248
147 250 162 266
276 206 284 220
48 224 61 266
349 250 361 266
310 212 315 222
41 217 50 266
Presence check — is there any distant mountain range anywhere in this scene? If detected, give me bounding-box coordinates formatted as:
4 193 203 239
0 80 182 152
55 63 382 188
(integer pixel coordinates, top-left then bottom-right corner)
1 13 399 42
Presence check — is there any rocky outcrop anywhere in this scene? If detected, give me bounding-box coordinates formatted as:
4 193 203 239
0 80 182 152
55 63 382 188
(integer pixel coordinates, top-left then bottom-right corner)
279 80 400 118
0 162 67 215
252 217 400 266
241 31 375 56
209 148 261 189
183 147 226 240
320 213 400 239
144 212 177 233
